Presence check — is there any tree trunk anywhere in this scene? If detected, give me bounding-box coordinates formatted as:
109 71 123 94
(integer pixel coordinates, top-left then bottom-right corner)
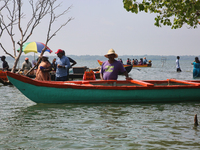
11 51 22 73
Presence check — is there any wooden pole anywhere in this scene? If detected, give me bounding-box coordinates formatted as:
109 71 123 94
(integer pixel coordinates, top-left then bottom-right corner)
194 114 198 126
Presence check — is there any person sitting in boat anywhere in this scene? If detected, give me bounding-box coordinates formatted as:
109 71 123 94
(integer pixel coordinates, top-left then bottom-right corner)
134 59 138 65
21 57 34 75
118 58 123 64
127 58 131 65
100 49 132 80
148 60 152 66
35 55 52 81
53 49 70 81
120 59 123 64
0 55 9 71
138 58 143 65
191 57 200 78
143 57 148 64
132 59 135 65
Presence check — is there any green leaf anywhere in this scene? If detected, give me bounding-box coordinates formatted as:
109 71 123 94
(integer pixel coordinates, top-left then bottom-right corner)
139 4 144 11
123 0 200 29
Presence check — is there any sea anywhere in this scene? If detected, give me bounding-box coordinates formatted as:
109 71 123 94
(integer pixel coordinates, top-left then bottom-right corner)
1 55 200 149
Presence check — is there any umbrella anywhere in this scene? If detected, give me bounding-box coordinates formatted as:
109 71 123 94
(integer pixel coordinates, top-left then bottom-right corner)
17 42 52 54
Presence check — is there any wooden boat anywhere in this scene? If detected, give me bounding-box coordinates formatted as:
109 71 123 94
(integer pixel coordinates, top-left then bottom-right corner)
132 64 152 67
6 71 200 104
97 60 132 73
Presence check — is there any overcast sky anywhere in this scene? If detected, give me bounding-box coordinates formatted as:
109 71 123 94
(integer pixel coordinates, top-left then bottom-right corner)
1 0 200 57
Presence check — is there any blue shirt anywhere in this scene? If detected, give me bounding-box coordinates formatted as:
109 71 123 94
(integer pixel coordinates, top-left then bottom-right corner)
143 59 147 64
55 56 70 77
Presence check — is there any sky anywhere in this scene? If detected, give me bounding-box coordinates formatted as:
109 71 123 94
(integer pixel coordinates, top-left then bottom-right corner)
1 0 200 57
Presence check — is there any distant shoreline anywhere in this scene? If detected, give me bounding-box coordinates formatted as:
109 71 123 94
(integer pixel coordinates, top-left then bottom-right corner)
4 54 200 61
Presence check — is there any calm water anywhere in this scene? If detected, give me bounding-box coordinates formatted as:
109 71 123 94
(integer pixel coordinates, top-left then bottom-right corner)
1 59 200 149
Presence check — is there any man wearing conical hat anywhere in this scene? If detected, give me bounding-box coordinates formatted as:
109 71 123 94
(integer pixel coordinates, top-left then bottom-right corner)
100 49 131 80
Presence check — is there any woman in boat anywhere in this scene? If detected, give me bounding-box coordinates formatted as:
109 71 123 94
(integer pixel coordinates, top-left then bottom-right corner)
138 58 143 65
35 55 52 81
191 57 200 78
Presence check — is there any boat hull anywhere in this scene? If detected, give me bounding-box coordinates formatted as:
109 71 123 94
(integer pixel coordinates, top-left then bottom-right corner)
7 72 200 104
132 64 152 67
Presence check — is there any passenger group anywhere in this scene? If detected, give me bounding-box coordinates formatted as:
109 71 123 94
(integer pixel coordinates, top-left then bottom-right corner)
119 57 151 66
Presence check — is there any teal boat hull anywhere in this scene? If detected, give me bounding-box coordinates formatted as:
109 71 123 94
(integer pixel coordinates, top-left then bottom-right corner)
7 72 200 104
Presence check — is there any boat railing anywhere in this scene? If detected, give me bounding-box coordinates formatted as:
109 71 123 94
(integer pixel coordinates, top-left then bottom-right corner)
167 79 200 86
130 80 154 87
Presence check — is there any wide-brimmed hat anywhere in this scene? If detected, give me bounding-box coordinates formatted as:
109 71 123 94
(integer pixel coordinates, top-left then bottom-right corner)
104 49 118 58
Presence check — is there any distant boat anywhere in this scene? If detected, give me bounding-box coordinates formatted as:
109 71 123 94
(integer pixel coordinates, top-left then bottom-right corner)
6 71 200 104
97 60 152 68
97 60 132 73
132 64 152 67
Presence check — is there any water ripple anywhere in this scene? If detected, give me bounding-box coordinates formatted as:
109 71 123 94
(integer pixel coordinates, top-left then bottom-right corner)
1 60 200 149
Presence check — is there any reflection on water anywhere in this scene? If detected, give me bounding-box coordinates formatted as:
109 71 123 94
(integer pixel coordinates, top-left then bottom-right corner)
0 59 200 149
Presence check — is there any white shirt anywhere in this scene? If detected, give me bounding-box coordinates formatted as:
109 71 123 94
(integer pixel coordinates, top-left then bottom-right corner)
176 59 180 69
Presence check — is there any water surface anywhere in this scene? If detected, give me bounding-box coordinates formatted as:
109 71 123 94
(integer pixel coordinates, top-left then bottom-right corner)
1 59 200 149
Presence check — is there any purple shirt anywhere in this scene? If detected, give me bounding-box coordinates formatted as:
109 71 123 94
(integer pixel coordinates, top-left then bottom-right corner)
101 60 126 80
